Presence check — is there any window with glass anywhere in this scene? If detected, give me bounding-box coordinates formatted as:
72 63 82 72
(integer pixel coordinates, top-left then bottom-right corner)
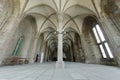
12 36 24 56
92 24 114 59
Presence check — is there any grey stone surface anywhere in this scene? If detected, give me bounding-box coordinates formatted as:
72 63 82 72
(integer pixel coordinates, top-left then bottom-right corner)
0 62 120 80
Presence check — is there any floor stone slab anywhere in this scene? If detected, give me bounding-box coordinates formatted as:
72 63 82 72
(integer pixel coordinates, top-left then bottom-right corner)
0 62 120 80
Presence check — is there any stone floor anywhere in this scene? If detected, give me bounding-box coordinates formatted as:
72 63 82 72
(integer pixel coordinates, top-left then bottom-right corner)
0 62 120 80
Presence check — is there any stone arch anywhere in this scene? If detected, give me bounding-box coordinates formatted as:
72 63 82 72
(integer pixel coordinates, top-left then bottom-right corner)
81 16 101 64
12 16 37 60
0 0 20 30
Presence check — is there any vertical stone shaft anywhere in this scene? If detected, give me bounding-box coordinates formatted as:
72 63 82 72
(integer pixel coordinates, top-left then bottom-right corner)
56 13 64 68
57 33 63 61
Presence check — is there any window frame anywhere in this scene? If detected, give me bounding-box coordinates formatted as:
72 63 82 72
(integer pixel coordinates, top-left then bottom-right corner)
92 24 114 59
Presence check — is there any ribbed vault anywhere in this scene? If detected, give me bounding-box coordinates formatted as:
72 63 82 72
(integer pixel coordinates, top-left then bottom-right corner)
19 0 99 62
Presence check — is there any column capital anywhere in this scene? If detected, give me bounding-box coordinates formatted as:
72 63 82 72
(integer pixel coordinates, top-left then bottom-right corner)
57 30 64 34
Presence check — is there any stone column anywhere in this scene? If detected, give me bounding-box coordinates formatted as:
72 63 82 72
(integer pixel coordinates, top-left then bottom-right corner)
44 43 48 62
40 52 44 63
57 33 63 61
70 45 73 62
40 42 46 63
29 35 39 63
56 13 64 68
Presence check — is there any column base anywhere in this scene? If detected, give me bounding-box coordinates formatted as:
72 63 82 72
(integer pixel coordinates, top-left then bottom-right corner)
56 61 65 68
40 61 43 64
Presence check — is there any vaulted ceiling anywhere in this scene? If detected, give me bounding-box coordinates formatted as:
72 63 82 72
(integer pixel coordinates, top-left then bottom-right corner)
18 0 102 52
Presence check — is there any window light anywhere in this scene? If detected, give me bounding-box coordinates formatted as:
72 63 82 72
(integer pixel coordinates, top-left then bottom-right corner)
93 27 101 43
96 24 105 41
99 45 107 58
104 42 114 58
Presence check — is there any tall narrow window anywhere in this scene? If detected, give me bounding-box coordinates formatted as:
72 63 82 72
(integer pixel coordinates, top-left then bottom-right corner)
104 43 114 58
93 28 100 43
96 24 105 41
99 44 107 58
12 36 24 56
93 24 114 59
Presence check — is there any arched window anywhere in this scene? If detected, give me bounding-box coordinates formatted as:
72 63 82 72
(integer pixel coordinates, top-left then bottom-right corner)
12 36 24 56
92 24 114 59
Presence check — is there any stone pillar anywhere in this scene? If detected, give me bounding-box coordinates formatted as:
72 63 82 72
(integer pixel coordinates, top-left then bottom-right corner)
40 42 46 63
30 35 39 63
70 44 73 62
56 33 64 68
56 13 64 68
58 33 63 61
40 52 44 63
44 43 48 62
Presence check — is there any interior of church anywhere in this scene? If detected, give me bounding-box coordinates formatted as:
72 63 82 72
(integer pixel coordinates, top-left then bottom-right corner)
0 0 120 80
